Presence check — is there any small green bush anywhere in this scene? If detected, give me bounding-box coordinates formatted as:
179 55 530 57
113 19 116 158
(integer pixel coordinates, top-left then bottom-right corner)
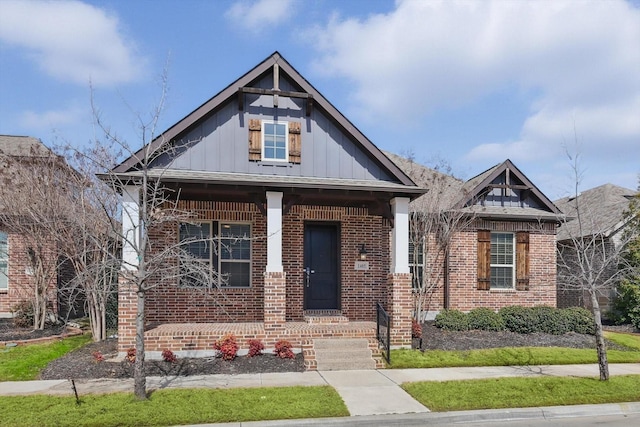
562 307 595 335
499 306 537 334
532 306 570 335
610 281 640 329
468 308 504 331
435 310 469 331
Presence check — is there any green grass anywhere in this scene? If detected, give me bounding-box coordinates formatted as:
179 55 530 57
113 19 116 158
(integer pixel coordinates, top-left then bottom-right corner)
0 334 91 381
403 375 640 412
605 331 640 350
0 386 348 427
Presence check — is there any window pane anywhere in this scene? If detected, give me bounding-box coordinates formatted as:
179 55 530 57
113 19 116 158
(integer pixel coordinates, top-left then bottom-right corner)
220 224 250 260
491 233 513 264
179 223 211 260
491 266 513 289
220 262 250 287
0 261 7 289
263 123 287 160
275 123 286 136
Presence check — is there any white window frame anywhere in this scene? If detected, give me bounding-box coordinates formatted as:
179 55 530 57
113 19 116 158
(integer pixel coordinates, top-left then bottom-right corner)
0 231 8 290
179 221 252 288
490 232 515 290
261 120 288 162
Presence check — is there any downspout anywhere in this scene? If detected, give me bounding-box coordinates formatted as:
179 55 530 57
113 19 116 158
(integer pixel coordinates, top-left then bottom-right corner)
444 246 450 309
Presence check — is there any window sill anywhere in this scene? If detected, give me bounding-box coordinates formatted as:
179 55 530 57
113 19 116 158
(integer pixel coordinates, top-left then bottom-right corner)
489 288 516 292
258 161 292 167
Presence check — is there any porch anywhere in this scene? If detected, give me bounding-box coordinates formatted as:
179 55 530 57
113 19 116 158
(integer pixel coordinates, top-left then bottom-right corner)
141 316 384 370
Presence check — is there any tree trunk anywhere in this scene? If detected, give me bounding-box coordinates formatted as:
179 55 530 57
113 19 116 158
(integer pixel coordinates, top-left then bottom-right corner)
134 290 147 399
590 290 609 381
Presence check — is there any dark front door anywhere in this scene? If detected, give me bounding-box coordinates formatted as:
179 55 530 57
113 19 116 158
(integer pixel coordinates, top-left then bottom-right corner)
304 224 339 310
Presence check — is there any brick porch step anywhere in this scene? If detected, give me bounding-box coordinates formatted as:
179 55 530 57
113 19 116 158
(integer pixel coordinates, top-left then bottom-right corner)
304 310 349 325
313 338 377 371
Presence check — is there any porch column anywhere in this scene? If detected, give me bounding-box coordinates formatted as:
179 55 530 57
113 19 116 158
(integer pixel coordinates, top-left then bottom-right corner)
118 185 140 352
389 197 412 348
264 191 286 331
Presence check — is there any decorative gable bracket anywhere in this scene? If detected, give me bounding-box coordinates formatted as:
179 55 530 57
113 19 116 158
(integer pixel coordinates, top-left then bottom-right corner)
237 87 314 117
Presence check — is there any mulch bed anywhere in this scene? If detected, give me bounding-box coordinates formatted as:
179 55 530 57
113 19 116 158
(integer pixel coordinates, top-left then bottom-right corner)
2 318 636 380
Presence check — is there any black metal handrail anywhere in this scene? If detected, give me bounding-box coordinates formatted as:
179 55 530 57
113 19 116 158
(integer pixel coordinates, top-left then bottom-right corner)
376 302 391 365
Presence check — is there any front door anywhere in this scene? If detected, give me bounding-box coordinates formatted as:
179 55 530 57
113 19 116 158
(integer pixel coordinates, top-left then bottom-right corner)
304 223 339 310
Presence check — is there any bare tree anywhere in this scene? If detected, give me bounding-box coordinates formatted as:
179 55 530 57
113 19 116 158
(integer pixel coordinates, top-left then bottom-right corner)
0 145 73 329
555 150 639 381
391 153 474 320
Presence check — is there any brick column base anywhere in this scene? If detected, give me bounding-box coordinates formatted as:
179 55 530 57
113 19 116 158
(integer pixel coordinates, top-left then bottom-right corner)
264 271 286 331
117 276 136 352
388 273 412 348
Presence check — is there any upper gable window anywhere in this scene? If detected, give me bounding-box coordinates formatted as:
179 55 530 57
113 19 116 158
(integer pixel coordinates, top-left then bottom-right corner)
248 119 301 164
262 121 288 161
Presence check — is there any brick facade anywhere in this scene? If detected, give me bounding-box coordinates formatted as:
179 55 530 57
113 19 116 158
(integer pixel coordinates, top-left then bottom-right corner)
0 231 58 317
418 220 557 315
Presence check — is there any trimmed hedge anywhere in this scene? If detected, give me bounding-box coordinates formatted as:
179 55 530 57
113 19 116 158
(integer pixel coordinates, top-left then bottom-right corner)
433 306 595 335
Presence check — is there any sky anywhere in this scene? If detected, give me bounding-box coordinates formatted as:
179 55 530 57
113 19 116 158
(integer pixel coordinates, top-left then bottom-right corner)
0 0 638 200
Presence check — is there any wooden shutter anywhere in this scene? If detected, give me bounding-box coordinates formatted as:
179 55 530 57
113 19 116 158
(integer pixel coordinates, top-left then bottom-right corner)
477 230 491 290
288 121 301 164
248 119 261 161
516 231 530 291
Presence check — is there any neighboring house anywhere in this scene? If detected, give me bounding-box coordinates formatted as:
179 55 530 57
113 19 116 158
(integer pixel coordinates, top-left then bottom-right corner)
387 153 562 319
108 52 425 366
0 136 59 318
554 184 638 312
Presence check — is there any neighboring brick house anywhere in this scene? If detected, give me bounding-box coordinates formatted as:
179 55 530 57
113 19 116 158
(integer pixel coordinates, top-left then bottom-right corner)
107 52 426 365
0 136 59 318
554 184 638 312
387 153 561 319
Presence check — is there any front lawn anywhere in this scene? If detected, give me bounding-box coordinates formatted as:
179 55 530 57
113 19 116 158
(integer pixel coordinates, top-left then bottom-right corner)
0 334 92 381
403 375 640 411
0 386 348 427
390 331 640 368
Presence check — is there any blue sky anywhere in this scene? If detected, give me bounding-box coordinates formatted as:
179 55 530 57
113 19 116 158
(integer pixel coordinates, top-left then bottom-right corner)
1 0 638 200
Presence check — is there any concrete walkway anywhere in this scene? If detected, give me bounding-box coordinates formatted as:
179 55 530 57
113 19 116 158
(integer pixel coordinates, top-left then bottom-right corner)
1 363 639 418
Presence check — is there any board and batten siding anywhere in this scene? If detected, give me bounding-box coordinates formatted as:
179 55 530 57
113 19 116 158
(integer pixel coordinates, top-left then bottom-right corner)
156 73 394 182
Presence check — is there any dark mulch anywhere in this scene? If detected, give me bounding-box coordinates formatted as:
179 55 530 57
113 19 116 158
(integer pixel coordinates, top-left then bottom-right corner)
416 321 632 351
0 318 67 342
39 338 305 380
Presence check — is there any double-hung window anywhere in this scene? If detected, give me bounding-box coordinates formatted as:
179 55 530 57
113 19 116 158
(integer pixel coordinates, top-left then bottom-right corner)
0 232 7 290
179 222 251 288
490 232 515 289
262 121 288 161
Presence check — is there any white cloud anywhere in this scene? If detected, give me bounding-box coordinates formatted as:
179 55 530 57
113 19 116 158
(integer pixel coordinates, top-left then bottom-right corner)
225 0 294 33
19 105 84 129
310 0 640 167
0 0 143 86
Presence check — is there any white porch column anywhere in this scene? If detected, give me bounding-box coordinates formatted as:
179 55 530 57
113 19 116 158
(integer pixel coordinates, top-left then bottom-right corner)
266 191 283 272
390 197 410 274
122 185 141 271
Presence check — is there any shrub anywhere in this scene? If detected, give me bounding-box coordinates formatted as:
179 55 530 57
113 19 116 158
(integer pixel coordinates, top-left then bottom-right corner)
468 308 504 331
11 300 34 328
247 339 264 357
162 349 177 363
499 306 537 334
562 307 595 335
92 351 105 363
531 306 570 335
434 310 469 331
411 319 423 338
126 348 136 363
610 282 640 329
213 334 239 361
274 340 295 359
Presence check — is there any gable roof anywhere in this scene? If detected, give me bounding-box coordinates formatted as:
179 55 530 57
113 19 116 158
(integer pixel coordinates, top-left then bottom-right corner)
554 183 637 241
112 51 417 190
0 135 53 157
387 154 561 221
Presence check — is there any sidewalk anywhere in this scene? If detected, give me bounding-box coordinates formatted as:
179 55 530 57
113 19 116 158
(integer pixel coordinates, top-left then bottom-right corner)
1 364 639 419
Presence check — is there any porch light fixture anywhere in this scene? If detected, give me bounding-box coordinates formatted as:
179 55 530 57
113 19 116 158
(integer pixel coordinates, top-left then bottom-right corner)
358 244 368 261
